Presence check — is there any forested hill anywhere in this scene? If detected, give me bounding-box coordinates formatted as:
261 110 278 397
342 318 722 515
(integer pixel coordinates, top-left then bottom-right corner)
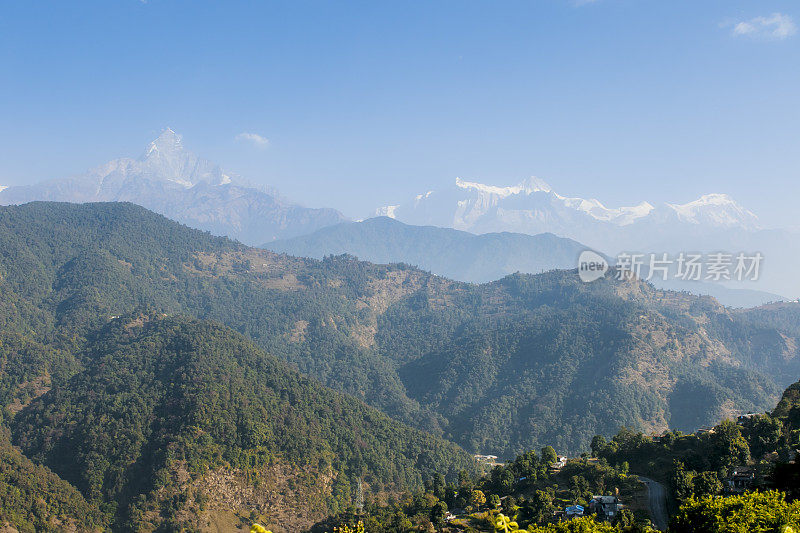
0 429 103 532
9 314 475 531
1 202 799 461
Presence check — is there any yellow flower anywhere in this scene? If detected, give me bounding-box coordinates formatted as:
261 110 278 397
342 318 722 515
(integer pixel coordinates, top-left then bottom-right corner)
250 524 272 533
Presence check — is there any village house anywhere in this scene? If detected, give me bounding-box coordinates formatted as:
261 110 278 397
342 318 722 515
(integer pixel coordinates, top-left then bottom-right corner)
736 413 760 425
565 505 584 518
474 454 501 466
726 467 755 494
588 495 621 521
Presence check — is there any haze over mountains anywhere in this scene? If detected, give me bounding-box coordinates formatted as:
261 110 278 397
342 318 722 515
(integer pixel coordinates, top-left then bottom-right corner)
2 129 796 300
377 176 800 298
376 176 760 240
0 129 347 245
266 216 590 284
266 217 785 308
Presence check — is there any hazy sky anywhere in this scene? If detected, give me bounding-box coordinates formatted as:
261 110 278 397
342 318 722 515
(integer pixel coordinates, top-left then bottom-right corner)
1 1 798 226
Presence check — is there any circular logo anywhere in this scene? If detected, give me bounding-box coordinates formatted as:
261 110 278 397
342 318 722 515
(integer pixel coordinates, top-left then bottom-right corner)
578 250 608 283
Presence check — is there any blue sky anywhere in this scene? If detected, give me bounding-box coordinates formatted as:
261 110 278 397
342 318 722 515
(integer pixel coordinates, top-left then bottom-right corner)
1 1 798 226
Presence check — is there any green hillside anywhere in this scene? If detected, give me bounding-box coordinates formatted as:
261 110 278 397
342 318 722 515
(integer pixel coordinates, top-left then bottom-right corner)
0 429 104 532
317 378 800 533
0 202 798 461
10 314 476 531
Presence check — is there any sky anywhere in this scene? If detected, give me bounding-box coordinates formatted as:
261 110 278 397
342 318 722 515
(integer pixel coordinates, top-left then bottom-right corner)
0 1 798 226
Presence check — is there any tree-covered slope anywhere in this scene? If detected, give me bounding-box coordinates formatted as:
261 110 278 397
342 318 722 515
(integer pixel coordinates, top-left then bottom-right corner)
10 314 476 532
0 202 798 459
395 272 785 454
0 429 104 532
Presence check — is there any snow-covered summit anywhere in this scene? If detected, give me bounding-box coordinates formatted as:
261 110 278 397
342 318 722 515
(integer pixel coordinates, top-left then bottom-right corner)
0 129 348 245
62 128 233 191
455 176 553 197
144 127 182 154
667 193 759 229
376 176 761 239
129 128 226 188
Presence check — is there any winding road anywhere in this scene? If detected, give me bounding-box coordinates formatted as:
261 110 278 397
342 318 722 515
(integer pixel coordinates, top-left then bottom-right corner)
636 476 668 531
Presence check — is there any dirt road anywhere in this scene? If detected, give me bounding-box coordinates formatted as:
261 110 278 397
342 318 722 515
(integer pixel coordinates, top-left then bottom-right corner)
637 475 668 531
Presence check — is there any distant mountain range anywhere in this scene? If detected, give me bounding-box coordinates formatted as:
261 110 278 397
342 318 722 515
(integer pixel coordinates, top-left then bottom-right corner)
266 216 785 307
376 176 760 239
2 131 796 298
0 129 347 244
266 216 590 283
376 177 800 298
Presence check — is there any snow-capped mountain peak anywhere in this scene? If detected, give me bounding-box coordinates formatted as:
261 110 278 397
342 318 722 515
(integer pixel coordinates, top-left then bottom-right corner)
558 196 654 225
0 129 348 245
376 176 761 241
143 127 183 159
136 128 216 188
454 176 552 197
667 193 759 229
447 176 654 225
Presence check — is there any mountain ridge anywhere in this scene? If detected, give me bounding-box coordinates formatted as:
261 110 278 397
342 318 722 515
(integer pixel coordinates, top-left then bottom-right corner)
375 176 799 297
377 176 760 232
265 216 591 283
0 129 348 245
1 202 797 459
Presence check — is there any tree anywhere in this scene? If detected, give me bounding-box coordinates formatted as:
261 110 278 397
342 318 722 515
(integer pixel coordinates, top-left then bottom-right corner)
569 475 590 503
516 489 556 526
498 469 515 494
542 446 558 465
459 470 474 492
707 420 750 470
742 414 783 459
391 510 413 531
430 501 448 529
692 471 722 498
502 495 518 516
430 473 446 500
444 484 458 507
471 489 487 508
670 491 800 532
772 462 800 501
591 436 607 458
613 508 635 528
671 462 696 502
489 493 502 509
525 516 628 532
